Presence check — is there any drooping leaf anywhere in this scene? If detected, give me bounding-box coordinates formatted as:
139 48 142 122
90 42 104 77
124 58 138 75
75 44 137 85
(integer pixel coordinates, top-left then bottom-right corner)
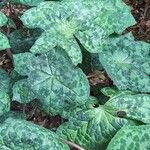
0 91 10 117
9 28 42 53
0 118 70 149
106 94 150 124
21 0 135 65
107 125 150 150
99 33 150 93
13 79 35 103
0 68 11 94
57 93 142 150
14 47 90 115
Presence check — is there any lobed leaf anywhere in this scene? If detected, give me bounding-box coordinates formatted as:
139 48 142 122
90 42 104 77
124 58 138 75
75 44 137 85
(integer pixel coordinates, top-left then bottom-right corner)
107 125 150 150
57 93 144 150
99 33 150 93
0 118 70 149
13 47 90 115
21 0 135 65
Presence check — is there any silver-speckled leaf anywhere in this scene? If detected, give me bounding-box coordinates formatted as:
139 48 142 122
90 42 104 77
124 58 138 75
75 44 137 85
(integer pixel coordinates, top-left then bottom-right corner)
13 79 35 103
99 33 150 93
21 0 135 65
0 118 70 150
0 68 11 93
13 47 90 115
106 94 150 124
57 94 138 150
107 125 150 150
0 91 10 116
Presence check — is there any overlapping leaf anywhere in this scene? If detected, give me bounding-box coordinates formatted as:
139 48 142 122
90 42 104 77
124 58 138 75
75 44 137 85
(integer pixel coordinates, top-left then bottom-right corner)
13 47 90 115
0 12 10 50
107 125 150 150
0 118 70 149
99 33 150 93
57 93 146 150
21 0 135 65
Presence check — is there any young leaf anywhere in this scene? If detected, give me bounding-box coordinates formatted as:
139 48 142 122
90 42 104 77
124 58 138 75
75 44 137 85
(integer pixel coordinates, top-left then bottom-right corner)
0 12 8 27
99 33 150 93
0 118 70 149
0 91 10 116
14 47 90 115
107 125 150 150
21 0 135 65
57 93 141 150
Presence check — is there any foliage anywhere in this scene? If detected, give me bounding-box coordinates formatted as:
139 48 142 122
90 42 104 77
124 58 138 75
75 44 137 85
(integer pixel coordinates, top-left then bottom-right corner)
0 0 149 149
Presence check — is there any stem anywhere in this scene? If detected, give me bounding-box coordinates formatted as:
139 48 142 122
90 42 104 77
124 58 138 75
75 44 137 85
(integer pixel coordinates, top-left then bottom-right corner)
64 140 85 150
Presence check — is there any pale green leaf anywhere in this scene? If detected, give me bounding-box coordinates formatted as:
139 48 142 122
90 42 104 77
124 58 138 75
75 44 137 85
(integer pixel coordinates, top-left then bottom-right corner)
0 118 70 150
57 93 142 150
107 125 150 150
0 12 8 27
0 33 10 50
99 33 150 93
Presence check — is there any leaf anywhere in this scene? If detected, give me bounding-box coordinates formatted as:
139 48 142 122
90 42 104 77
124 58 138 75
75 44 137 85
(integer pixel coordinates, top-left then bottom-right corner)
0 12 8 27
0 12 10 50
106 94 150 124
21 0 135 65
14 47 90 115
9 28 42 53
0 118 70 150
107 125 150 150
99 33 150 93
0 91 10 116
13 79 35 103
57 93 140 150
0 33 10 51
0 69 11 94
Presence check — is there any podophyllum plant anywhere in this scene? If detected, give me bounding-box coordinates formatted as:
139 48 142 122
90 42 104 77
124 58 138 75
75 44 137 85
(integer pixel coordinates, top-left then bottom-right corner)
0 0 150 150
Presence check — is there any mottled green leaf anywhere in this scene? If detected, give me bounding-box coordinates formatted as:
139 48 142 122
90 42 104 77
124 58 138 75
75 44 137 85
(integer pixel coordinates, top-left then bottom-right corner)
9 28 42 53
14 47 90 115
0 33 10 50
0 91 10 116
0 12 8 27
106 94 150 124
0 68 11 94
99 33 150 93
21 0 135 65
57 93 140 150
107 125 150 150
13 79 35 103
0 118 70 150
